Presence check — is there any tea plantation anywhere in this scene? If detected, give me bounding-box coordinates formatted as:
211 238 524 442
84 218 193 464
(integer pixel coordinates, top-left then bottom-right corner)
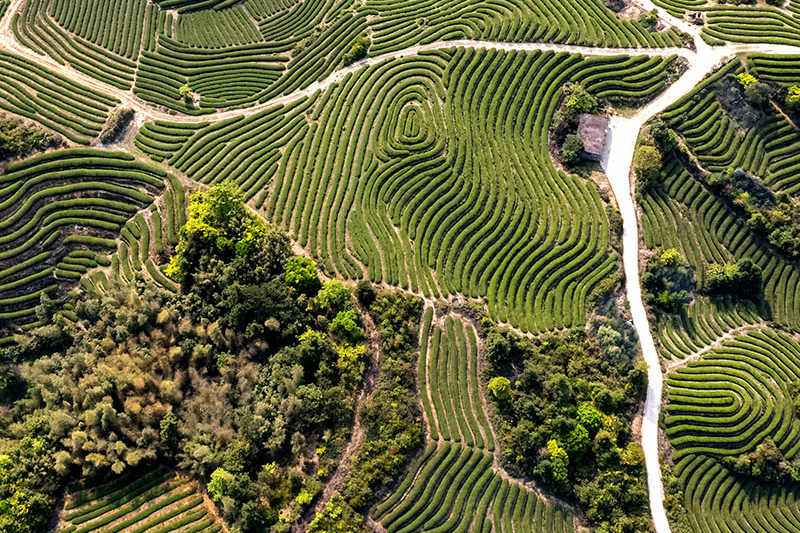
137 48 677 334
2 0 800 533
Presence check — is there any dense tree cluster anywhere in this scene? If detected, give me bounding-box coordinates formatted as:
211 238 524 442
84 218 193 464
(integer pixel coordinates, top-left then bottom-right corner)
308 495 368 533
704 258 762 299
341 289 422 511
551 84 599 169
343 36 370 66
634 144 663 189
716 73 769 128
725 437 800 483
705 166 800 259
642 249 695 314
639 10 658 31
0 116 61 161
486 316 650 533
0 183 371 533
748 193 800 258
99 108 134 144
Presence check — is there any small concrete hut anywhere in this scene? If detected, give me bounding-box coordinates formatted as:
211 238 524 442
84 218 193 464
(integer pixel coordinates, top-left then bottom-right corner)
576 114 610 161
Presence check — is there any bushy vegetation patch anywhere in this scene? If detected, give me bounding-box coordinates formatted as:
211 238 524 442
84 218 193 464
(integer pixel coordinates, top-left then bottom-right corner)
486 318 650 532
642 249 695 314
0 115 62 160
341 290 422 511
375 311 578 533
0 183 380 533
100 109 134 145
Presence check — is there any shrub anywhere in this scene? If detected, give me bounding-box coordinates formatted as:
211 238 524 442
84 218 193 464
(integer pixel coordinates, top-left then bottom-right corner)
562 134 584 165
642 256 695 314
634 145 662 189
705 258 762 299
640 10 658 31
0 116 61 159
100 108 135 144
737 73 756 88
546 440 569 484
316 280 350 311
208 468 235 502
660 248 683 267
166 181 270 285
564 424 590 456
787 85 800 112
179 84 192 102
564 84 598 114
285 256 319 291
649 118 677 153
577 402 602 435
488 376 511 400
354 280 375 306
343 36 370 66
601 0 625 9
745 81 771 107
331 309 363 343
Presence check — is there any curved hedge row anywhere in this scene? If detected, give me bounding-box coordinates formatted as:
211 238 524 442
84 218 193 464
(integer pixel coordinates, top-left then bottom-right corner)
59 470 222 533
649 0 800 45
50 0 146 60
15 0 138 90
0 51 117 144
664 331 800 533
666 330 800 459
176 5 262 47
0 149 168 339
703 7 800 47
81 175 186 295
421 316 494 450
9 0 687 114
639 159 800 343
749 52 800 84
135 121 207 163
376 313 575 532
154 48 674 333
364 0 683 54
134 36 290 114
655 295 760 360
375 443 575 533
640 58 800 360
662 59 800 194
673 453 800 533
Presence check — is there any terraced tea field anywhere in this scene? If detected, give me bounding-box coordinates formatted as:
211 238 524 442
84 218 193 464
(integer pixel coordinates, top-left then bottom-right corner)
663 331 800 533
0 149 174 339
375 310 576 533
59 469 222 533
0 50 117 143
137 48 679 335
652 0 800 47
5 0 686 115
636 47 800 533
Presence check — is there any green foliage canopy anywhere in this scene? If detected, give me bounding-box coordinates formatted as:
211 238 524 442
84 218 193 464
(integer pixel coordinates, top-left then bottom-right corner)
488 376 511 400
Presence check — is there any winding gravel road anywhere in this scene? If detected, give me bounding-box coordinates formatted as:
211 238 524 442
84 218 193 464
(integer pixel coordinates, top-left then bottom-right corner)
2 1 800 531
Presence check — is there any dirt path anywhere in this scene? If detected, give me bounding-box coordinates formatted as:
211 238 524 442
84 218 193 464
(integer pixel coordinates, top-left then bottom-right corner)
2 0 799 128
292 300 381 533
665 321 769 371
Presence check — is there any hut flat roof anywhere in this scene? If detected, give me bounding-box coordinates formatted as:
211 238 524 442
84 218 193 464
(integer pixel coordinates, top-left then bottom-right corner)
577 114 609 157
